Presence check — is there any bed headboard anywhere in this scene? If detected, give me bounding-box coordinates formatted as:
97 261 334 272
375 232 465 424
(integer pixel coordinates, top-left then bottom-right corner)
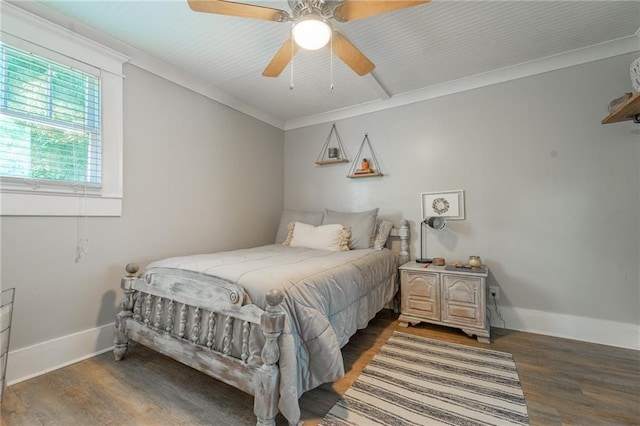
388 219 410 265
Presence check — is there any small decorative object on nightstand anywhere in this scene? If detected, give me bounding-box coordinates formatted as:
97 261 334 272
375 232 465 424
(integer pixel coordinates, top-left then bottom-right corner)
399 261 490 343
468 255 482 268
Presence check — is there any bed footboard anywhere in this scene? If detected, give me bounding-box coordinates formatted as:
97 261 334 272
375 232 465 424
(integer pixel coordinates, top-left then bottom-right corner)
114 263 285 426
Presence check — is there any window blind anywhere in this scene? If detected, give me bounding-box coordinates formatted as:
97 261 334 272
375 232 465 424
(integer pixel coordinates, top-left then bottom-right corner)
0 42 102 188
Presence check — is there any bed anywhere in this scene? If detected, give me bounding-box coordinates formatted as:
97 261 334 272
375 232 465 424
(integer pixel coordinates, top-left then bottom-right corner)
114 209 409 426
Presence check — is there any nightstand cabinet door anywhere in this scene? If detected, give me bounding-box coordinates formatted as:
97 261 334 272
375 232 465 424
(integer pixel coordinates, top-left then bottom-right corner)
401 270 440 320
441 274 485 328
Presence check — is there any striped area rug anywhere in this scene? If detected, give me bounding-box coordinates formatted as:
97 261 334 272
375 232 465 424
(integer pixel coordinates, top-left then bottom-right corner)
320 332 529 425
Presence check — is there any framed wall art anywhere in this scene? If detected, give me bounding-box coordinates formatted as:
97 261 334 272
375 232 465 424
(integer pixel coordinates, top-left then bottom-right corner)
421 190 465 220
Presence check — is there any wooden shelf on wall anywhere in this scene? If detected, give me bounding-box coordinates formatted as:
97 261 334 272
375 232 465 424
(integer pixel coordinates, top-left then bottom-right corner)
315 159 349 166
602 91 640 124
347 172 383 179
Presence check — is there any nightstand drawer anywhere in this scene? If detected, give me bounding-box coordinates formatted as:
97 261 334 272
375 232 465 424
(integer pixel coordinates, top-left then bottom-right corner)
442 275 481 303
443 304 481 323
406 298 438 318
403 270 437 296
442 274 484 327
401 270 439 320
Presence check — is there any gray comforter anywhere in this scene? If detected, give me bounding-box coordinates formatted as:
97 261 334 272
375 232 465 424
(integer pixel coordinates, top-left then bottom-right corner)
146 244 398 424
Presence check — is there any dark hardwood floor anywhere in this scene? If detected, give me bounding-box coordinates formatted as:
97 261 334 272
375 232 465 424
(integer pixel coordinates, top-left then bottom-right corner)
2 310 639 425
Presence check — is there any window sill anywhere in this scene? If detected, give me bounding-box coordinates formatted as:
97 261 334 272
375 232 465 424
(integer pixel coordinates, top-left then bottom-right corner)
1 192 122 217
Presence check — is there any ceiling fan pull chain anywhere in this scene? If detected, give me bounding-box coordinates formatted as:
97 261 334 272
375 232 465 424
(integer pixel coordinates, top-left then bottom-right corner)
330 33 334 90
290 35 295 90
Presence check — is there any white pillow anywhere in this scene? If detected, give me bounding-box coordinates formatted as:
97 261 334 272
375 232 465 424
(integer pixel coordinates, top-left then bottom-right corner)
282 222 351 252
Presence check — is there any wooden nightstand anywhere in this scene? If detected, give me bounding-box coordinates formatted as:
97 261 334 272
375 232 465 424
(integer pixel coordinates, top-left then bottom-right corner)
399 261 490 343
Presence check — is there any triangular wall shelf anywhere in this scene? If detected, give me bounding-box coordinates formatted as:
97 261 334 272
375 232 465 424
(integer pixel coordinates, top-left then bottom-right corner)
347 133 383 178
315 123 349 165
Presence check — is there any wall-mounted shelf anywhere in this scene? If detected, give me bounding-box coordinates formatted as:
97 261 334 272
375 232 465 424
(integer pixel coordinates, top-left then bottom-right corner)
315 159 349 166
347 171 383 179
602 91 640 124
316 124 349 165
347 133 383 179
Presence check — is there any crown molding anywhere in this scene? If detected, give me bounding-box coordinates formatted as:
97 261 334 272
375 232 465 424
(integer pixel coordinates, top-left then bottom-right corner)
284 34 640 130
6 1 638 132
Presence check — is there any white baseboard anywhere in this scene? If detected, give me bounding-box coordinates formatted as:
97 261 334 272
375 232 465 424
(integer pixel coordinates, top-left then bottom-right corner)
489 306 640 350
6 322 115 386
6 310 638 387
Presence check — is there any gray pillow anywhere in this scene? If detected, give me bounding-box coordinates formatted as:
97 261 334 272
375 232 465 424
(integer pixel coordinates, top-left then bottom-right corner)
321 208 379 249
275 209 324 243
373 219 394 250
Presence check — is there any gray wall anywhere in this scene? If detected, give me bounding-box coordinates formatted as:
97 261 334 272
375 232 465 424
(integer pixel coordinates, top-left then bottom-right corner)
2 51 637 357
284 53 640 329
1 64 284 350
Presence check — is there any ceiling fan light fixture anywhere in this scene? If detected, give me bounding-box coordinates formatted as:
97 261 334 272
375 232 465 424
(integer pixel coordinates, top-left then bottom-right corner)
292 16 331 50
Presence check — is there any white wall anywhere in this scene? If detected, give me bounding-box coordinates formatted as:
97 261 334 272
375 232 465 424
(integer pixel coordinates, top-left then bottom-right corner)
1 64 284 381
284 53 640 349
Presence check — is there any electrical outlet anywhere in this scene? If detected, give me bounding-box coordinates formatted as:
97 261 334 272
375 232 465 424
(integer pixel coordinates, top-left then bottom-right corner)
489 286 500 300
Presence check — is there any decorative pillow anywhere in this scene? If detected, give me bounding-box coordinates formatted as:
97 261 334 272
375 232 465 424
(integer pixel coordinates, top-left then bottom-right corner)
275 209 323 243
373 219 394 250
321 208 378 250
282 222 351 252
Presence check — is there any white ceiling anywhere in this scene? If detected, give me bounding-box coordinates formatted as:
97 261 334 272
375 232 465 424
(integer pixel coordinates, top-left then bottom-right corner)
9 0 640 129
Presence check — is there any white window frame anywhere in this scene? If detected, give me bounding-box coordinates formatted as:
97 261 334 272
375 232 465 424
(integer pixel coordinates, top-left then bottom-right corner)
0 3 128 216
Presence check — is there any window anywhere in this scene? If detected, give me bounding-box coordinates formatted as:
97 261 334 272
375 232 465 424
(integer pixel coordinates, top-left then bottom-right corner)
1 2 127 216
1 43 102 190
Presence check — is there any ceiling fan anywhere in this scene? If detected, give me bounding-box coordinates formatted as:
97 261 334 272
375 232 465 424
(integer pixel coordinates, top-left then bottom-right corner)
187 0 430 77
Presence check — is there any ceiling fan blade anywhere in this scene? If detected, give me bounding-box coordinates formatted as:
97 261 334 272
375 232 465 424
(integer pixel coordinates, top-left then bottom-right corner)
334 0 430 22
332 32 375 76
188 0 289 22
262 37 299 77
